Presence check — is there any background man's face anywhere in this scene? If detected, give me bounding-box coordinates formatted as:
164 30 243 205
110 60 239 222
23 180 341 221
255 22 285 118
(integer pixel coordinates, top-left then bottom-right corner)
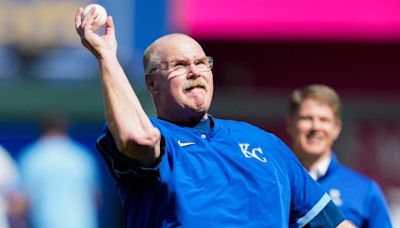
288 98 341 157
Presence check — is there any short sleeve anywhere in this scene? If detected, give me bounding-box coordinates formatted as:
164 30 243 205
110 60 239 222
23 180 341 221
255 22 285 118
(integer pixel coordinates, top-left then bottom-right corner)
304 200 345 227
96 126 165 181
271 135 333 227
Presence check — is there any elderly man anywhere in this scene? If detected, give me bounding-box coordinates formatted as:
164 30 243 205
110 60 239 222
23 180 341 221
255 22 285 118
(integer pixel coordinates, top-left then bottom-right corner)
75 7 353 227
286 84 392 227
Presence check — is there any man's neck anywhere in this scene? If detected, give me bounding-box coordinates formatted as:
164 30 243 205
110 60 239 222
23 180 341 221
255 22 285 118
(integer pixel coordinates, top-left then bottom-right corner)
158 112 208 126
297 151 332 172
308 155 332 180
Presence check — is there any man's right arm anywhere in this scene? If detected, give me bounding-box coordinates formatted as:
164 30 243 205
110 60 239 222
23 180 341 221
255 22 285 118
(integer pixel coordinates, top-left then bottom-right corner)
75 7 161 166
303 200 356 227
270 135 352 227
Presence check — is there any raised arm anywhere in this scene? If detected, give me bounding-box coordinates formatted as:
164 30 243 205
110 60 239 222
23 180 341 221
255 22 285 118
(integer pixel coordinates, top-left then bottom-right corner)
75 7 161 166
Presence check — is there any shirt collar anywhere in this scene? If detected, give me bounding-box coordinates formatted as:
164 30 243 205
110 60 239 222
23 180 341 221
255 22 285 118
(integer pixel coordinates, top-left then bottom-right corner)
309 155 332 181
156 114 215 133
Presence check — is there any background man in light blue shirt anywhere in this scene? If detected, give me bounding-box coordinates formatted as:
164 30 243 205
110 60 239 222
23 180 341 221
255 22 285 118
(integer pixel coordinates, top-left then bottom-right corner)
18 111 102 228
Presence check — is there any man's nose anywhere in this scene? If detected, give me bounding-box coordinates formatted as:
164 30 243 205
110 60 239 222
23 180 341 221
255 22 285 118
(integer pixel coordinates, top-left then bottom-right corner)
186 64 201 78
310 119 322 130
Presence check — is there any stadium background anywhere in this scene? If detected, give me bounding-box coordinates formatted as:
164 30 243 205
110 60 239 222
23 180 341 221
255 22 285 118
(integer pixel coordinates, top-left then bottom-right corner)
1 0 399 226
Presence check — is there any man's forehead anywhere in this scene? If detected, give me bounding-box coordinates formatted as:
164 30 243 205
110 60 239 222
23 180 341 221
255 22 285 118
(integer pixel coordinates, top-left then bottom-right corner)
299 99 335 115
155 37 205 59
302 98 332 108
163 52 207 62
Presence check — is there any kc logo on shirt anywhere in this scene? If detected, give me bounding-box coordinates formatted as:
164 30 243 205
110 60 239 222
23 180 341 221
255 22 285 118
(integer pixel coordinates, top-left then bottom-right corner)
238 143 267 163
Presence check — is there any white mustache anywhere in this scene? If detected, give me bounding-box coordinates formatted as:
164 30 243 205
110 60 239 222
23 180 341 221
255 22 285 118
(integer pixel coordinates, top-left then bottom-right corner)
183 79 207 91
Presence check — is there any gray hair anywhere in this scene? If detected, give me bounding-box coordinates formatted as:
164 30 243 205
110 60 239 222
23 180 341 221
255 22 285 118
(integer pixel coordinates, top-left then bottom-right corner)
288 84 342 120
143 45 161 75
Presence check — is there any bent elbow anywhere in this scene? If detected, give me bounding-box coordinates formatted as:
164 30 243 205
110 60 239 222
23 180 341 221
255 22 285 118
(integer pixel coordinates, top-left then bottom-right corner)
116 129 160 159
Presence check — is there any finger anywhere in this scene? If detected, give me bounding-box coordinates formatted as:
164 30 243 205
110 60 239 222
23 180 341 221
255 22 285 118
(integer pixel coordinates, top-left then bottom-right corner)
105 16 115 35
75 7 83 33
81 6 97 32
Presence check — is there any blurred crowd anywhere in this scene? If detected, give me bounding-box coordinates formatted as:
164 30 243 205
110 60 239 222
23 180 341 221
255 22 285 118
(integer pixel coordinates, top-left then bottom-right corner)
0 111 102 228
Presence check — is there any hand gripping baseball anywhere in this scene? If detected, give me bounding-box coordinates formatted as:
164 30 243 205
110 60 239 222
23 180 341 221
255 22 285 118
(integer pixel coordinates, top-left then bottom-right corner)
83 4 107 30
75 6 117 59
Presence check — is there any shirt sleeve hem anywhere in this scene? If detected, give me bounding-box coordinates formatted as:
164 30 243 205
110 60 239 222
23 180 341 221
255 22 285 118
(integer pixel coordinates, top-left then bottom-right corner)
96 130 165 180
296 193 331 227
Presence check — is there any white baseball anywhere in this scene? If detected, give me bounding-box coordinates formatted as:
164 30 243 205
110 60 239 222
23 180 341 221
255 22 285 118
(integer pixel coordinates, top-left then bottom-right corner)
82 4 107 29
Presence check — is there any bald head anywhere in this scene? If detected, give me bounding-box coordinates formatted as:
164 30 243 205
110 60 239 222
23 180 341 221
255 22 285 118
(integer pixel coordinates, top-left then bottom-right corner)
143 33 205 75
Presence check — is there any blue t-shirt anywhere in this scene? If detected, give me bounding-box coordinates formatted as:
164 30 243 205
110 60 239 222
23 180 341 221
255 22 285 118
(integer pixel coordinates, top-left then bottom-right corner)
318 153 392 228
18 136 100 228
97 116 337 227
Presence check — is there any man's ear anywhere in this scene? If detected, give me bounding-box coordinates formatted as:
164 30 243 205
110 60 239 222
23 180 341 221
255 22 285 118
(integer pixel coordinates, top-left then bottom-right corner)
145 74 158 95
332 119 342 141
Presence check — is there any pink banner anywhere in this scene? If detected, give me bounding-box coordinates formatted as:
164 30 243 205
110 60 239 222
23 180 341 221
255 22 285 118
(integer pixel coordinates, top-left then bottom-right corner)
170 0 400 41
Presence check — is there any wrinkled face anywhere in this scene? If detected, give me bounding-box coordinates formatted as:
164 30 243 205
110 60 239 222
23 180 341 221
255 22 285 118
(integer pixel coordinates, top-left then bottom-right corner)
287 98 342 158
146 36 214 122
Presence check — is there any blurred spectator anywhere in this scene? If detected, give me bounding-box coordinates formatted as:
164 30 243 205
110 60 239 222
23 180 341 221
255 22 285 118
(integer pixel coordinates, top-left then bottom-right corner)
0 144 19 228
286 84 392 227
17 111 102 228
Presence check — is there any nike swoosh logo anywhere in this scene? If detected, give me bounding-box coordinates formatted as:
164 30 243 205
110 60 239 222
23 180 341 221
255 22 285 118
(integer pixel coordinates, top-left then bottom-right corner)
177 140 195 147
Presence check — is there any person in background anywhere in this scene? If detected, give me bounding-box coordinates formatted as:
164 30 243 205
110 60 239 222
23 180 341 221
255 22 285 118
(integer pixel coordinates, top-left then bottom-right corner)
17 111 102 228
74 6 355 227
286 84 392 227
0 144 19 228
